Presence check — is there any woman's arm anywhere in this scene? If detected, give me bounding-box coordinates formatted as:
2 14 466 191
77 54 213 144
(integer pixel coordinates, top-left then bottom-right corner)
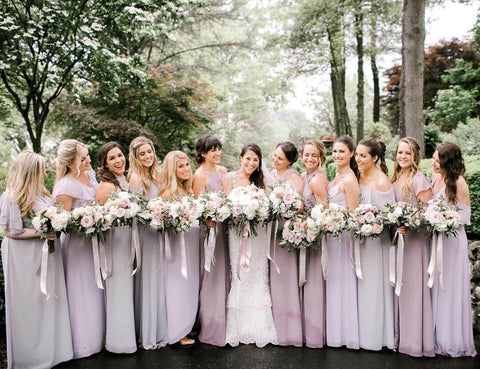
95 182 116 205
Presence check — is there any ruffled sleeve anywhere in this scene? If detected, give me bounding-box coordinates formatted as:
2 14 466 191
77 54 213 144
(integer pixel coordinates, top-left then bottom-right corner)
0 192 25 234
412 172 431 197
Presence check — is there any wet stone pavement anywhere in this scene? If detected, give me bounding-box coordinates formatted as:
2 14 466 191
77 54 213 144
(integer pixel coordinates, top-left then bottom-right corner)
53 343 480 369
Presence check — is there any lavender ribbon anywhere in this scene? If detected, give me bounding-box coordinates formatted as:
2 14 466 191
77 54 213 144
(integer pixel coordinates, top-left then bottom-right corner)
180 231 188 279
129 220 141 276
298 248 307 286
321 235 329 280
204 225 217 273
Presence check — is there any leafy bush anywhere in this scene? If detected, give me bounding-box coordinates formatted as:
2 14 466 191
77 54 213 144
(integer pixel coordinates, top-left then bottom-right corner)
441 117 480 155
467 172 480 238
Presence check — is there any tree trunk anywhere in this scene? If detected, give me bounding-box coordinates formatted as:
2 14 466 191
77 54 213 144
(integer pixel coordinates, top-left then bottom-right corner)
355 0 364 142
369 4 380 123
400 0 425 156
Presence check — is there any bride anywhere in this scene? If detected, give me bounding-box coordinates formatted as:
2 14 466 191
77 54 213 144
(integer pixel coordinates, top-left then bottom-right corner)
222 143 278 347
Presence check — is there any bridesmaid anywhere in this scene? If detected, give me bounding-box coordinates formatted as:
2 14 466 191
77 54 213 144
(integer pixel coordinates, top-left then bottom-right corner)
159 151 200 345
192 134 229 347
431 142 476 357
270 141 303 347
300 139 328 348
0 152 73 369
128 136 168 349
355 137 395 351
53 139 105 359
95 142 137 354
325 135 360 349
391 137 434 357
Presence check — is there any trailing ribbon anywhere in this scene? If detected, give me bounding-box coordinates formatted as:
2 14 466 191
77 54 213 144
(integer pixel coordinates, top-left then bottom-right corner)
298 248 307 287
40 239 50 296
164 232 172 261
92 235 104 289
394 232 405 296
156 232 164 272
321 236 329 280
352 234 363 280
268 220 280 274
437 233 444 290
238 221 251 279
99 232 109 281
389 245 396 287
180 231 188 279
427 233 437 288
204 225 217 272
129 220 142 276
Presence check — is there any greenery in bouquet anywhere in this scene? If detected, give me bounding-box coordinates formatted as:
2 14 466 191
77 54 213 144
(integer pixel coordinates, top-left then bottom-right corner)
347 204 384 239
280 214 317 251
310 202 348 242
196 191 232 228
268 182 302 221
31 205 71 252
103 190 143 227
423 196 461 238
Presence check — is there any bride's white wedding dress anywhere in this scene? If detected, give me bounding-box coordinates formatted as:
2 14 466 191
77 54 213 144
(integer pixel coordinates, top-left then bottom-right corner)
225 214 278 347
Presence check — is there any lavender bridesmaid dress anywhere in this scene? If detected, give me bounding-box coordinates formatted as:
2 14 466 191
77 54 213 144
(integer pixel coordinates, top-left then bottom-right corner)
165 217 200 344
0 194 73 368
392 173 434 357
302 169 326 348
269 169 303 347
53 170 105 359
431 186 476 357
103 176 137 353
325 183 359 349
198 171 230 346
135 181 168 349
357 185 395 351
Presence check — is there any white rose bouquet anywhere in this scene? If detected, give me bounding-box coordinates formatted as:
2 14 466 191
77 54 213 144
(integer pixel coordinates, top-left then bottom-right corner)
383 201 422 231
310 202 348 241
196 191 232 227
103 190 142 228
347 204 384 239
169 196 201 233
423 197 460 237
268 182 302 221
31 205 71 252
280 215 317 251
69 203 108 236
146 196 171 232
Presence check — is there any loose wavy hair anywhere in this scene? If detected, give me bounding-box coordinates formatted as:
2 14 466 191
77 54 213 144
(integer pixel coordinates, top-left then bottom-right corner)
391 137 421 200
240 143 265 189
55 139 87 181
437 142 465 204
128 136 160 196
158 151 193 197
97 142 126 188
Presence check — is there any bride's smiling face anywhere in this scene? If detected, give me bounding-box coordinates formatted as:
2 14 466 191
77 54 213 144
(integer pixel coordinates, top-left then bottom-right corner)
240 150 260 175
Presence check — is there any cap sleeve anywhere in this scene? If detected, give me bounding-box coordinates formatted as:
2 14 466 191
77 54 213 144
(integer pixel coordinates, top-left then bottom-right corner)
412 172 431 197
0 192 25 234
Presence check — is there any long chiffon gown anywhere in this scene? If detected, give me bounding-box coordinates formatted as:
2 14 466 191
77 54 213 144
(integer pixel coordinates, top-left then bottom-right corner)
0 193 73 369
198 171 230 346
357 185 395 351
53 169 105 359
301 169 326 348
225 172 278 347
431 185 477 357
103 176 137 354
392 173 435 357
165 220 200 344
269 169 303 347
325 183 359 349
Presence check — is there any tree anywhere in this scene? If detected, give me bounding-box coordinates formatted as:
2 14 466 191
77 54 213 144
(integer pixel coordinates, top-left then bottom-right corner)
0 0 190 152
399 0 426 156
354 0 365 141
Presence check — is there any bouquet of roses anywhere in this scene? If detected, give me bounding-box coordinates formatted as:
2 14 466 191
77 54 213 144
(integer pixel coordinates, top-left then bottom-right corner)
347 203 384 239
169 195 201 233
31 205 71 252
145 196 171 232
383 201 422 231
103 190 142 228
196 191 232 227
69 203 109 236
280 215 317 251
310 202 348 241
268 182 302 221
227 184 270 237
423 197 460 237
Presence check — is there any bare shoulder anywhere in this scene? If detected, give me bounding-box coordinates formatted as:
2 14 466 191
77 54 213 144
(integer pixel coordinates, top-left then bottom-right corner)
377 172 392 192
128 172 142 189
218 165 228 175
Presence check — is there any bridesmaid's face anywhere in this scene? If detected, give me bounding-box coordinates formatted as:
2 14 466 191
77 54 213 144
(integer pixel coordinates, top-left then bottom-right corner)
137 143 154 168
272 146 289 171
203 146 222 165
396 141 413 170
332 142 352 168
302 144 320 171
355 144 376 173
176 158 191 181
70 147 91 174
432 150 441 175
240 150 259 175
105 147 126 177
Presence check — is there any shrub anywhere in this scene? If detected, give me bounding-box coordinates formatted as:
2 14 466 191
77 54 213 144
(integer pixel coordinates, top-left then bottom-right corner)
467 172 480 238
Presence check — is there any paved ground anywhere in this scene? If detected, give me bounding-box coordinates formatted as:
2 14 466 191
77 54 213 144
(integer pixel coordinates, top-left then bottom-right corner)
53 343 480 369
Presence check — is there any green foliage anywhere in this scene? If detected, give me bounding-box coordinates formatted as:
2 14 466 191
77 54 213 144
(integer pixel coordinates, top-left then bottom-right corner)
467 172 480 238
441 117 480 155
424 124 441 158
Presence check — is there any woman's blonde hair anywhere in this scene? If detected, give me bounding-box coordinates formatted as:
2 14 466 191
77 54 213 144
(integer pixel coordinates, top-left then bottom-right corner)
158 151 193 197
128 136 160 195
391 137 421 200
56 139 87 181
6 151 50 216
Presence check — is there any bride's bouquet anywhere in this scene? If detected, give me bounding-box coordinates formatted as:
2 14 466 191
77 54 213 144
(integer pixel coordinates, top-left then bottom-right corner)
423 197 460 237
347 203 384 239
280 215 317 251
169 196 201 233
310 202 348 241
31 205 71 252
383 202 422 231
103 190 142 228
196 191 232 227
268 182 302 221
227 184 270 237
